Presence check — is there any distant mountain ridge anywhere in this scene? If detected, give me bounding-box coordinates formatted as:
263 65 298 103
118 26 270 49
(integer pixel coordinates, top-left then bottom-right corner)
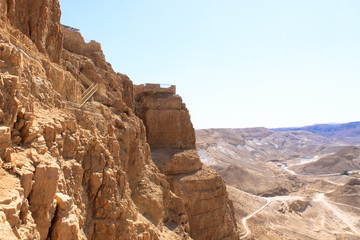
196 121 360 194
196 123 360 238
273 121 360 144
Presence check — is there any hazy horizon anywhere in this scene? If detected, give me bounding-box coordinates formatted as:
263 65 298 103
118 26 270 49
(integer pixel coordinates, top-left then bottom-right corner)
60 0 360 129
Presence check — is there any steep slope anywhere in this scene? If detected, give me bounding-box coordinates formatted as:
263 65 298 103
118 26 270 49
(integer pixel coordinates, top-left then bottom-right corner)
197 128 342 168
215 165 302 197
196 127 360 238
326 178 360 210
291 146 360 175
0 22 188 239
196 128 343 195
134 84 238 240
0 0 63 63
0 1 238 239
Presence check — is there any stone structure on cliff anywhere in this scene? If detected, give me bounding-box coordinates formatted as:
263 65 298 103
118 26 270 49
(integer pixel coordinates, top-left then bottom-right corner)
0 0 238 239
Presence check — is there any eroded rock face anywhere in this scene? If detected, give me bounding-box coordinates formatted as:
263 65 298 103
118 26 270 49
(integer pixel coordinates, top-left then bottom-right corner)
0 1 238 239
278 200 310 214
0 126 11 159
134 84 195 149
135 85 238 240
0 21 191 239
151 149 203 175
0 167 40 240
0 0 63 63
61 25 134 112
29 159 60 240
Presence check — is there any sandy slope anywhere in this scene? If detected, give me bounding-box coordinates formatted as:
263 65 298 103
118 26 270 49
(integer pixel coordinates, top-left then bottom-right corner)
197 127 360 239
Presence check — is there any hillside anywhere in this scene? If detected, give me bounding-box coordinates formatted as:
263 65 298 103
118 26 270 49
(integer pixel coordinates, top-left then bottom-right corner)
196 128 344 170
0 1 237 240
196 127 360 238
290 146 360 175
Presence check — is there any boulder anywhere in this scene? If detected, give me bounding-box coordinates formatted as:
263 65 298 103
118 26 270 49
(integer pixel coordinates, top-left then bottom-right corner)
29 161 60 240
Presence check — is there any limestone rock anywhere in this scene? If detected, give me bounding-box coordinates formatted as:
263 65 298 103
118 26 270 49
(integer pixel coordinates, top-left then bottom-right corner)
44 124 56 142
29 160 60 240
0 2 238 239
0 109 4 121
0 126 11 150
169 167 238 240
134 84 195 149
289 200 310 213
22 125 40 144
135 84 238 239
0 209 18 240
152 149 203 175
62 133 79 158
3 0 63 63
0 168 40 239
49 193 86 240
1 190 22 228
278 202 290 214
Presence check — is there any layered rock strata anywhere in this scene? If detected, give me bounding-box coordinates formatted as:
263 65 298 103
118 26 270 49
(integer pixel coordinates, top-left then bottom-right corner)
0 0 63 63
0 0 238 239
134 84 238 240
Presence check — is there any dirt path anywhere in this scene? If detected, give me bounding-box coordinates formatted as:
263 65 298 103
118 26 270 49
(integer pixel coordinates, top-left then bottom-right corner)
283 155 360 177
283 156 320 175
239 193 308 239
313 193 360 235
239 199 271 239
328 200 360 211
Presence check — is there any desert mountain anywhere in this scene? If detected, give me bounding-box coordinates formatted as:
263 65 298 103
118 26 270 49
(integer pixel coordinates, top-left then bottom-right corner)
290 146 360 175
196 126 360 239
0 1 238 239
196 127 346 171
274 121 360 144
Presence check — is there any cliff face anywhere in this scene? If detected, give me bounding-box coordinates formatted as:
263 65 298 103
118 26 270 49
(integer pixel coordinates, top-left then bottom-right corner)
134 85 238 240
0 0 63 63
134 84 195 149
0 1 237 239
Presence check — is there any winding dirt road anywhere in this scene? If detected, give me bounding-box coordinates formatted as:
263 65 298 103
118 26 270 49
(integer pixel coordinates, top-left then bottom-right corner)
314 193 360 236
239 199 271 239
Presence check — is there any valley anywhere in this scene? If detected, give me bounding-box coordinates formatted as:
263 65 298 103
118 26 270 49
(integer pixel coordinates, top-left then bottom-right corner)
196 124 360 239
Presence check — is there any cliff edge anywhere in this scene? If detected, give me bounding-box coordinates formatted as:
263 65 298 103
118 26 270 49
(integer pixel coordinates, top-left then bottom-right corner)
0 0 238 239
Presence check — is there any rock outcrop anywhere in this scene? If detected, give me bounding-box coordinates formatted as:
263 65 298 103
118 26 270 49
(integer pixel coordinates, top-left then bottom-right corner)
0 0 63 63
0 0 238 239
134 84 195 149
135 84 238 240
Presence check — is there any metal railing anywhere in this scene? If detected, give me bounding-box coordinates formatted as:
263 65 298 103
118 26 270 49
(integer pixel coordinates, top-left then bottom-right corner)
0 28 45 72
65 63 98 108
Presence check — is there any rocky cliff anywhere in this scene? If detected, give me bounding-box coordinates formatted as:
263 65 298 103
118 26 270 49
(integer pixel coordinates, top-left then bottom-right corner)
134 84 238 239
0 1 237 239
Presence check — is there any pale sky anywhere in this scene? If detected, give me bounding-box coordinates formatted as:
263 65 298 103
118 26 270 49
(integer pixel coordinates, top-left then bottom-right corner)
59 0 360 129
